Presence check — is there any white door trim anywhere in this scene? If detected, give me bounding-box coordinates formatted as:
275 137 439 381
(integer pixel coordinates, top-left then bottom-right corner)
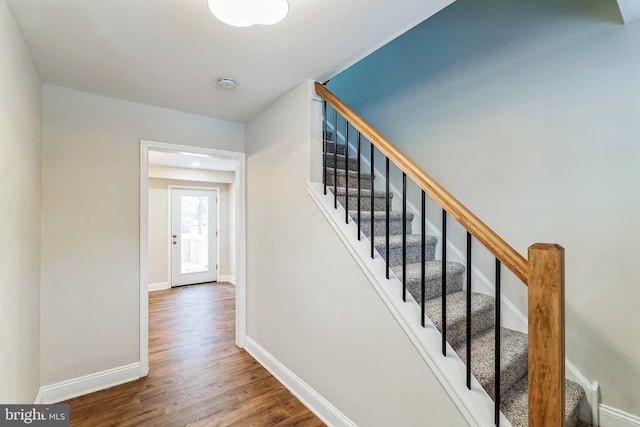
140 140 247 377
168 185 221 286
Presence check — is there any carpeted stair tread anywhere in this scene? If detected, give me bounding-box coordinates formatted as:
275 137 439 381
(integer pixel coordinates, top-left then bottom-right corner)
396 260 464 301
324 141 346 155
454 327 528 400
501 377 587 427
354 210 413 220
333 187 389 199
330 187 388 211
373 233 437 249
424 291 495 347
325 153 360 171
326 168 371 181
374 233 438 267
395 260 464 283
326 169 373 189
355 210 414 236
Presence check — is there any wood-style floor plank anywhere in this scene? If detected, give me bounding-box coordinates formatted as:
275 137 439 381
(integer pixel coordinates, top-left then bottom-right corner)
63 282 325 426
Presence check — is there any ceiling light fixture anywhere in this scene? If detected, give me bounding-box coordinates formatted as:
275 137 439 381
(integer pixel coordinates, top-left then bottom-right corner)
192 162 201 167
207 0 289 27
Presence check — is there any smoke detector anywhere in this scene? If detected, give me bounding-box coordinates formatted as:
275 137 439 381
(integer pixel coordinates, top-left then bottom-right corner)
217 77 237 90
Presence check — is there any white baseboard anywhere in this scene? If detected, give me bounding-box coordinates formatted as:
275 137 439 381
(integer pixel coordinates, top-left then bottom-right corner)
600 405 640 427
220 275 236 285
148 281 169 292
33 388 43 405
35 362 140 404
244 337 356 427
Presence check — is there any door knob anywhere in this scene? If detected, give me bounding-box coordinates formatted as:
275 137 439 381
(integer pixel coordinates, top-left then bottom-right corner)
172 234 177 238
173 241 177 245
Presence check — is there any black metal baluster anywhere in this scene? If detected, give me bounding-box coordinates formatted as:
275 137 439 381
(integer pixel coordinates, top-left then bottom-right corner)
370 144 375 259
385 157 390 279
466 231 472 390
323 101 327 195
345 121 349 224
357 132 361 240
442 210 447 356
402 172 407 302
333 110 338 209
421 191 426 326
495 259 502 426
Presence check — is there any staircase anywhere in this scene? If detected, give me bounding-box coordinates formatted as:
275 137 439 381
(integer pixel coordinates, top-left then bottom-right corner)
324 141 589 427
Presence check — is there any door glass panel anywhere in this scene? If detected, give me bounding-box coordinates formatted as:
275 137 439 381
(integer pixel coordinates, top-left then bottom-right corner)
180 195 209 274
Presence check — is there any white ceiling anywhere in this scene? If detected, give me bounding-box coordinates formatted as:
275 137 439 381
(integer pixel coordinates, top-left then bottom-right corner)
149 150 236 171
5 0 454 123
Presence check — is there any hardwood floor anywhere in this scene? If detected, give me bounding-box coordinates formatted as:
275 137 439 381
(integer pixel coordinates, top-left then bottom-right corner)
64 283 325 426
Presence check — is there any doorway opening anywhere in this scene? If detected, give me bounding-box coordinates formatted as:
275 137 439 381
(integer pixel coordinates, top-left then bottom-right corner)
140 140 246 377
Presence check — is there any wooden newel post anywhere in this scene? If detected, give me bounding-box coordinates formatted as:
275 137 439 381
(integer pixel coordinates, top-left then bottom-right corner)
528 243 565 427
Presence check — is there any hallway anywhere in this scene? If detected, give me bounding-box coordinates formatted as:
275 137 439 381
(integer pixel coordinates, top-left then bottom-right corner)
64 283 324 426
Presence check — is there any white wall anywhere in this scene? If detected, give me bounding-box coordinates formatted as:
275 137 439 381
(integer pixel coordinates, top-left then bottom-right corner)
245 81 467 426
148 178 233 286
327 0 640 416
41 84 244 386
0 0 41 403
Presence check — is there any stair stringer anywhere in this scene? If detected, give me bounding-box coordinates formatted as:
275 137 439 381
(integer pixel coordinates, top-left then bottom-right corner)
308 181 513 427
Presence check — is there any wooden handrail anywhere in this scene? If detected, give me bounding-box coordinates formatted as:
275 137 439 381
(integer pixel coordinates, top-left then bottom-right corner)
315 82 529 284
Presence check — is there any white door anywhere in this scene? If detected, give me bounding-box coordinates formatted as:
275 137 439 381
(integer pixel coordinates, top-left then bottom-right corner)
170 188 218 286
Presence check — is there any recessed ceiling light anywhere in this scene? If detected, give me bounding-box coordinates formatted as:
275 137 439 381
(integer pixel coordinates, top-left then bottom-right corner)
192 162 201 167
217 77 237 90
